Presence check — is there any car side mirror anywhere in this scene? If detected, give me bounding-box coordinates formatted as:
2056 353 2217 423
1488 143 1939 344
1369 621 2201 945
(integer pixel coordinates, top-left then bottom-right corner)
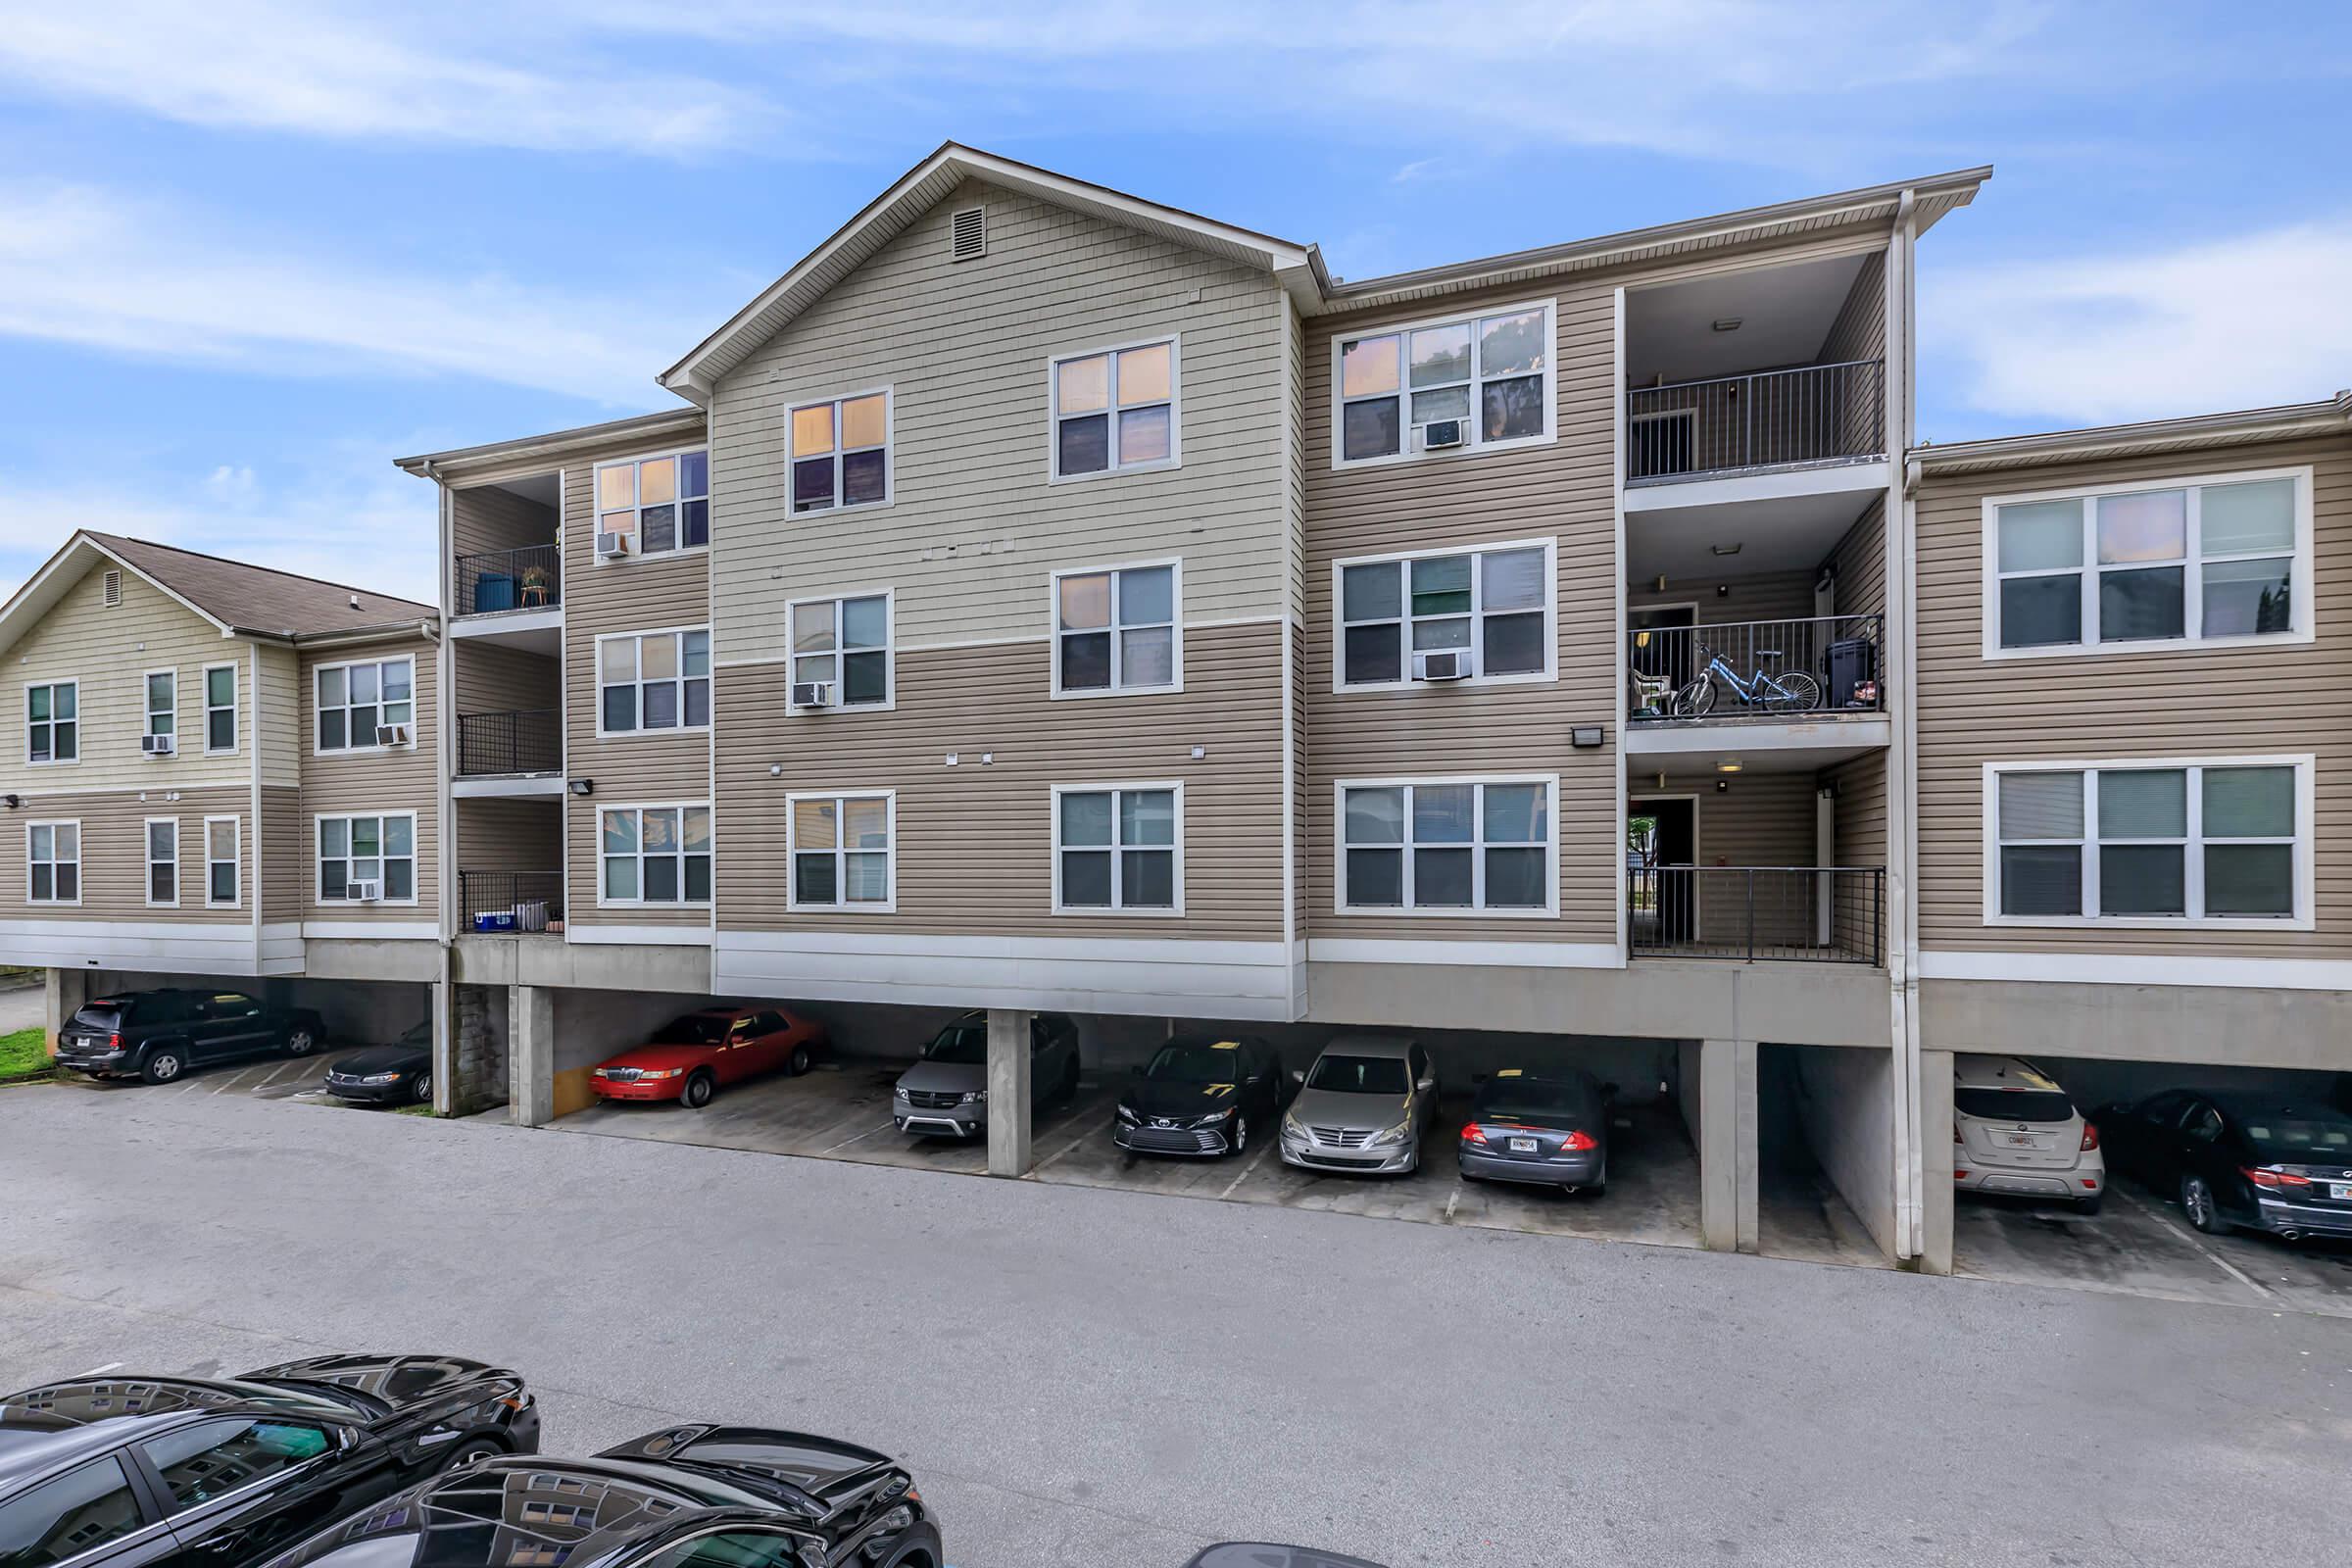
1290 1069 1304 1084
1416 1076 1436 1093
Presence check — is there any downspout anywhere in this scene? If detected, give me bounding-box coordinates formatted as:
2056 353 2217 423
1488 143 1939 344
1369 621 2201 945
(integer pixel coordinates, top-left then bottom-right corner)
427 462 459 1113
1885 188 1925 1264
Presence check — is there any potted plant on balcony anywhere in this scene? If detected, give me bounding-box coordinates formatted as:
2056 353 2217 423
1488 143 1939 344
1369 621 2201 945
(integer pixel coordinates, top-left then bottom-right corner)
518 563 554 608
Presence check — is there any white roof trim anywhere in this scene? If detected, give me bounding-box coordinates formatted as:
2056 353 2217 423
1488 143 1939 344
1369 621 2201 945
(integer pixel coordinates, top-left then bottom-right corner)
1911 391 2352 478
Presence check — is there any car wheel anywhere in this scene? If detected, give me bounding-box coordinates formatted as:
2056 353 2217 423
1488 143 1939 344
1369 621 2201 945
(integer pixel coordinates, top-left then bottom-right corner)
444 1436 504 1470
2181 1174 2226 1234
788 1044 812 1077
1229 1115 1249 1156
141 1050 184 1086
412 1071 434 1107
682 1070 716 1109
285 1026 318 1057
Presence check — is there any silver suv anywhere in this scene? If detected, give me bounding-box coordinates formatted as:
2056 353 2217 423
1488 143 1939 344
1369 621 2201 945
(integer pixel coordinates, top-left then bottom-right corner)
1279 1035 1441 1175
893 1010 1081 1138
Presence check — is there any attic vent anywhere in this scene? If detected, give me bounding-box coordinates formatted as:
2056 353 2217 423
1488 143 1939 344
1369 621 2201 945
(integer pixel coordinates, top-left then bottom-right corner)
101 570 122 609
951 206 986 263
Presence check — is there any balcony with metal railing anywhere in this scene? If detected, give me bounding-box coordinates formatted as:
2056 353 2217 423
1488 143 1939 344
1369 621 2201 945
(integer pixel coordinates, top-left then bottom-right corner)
458 870 564 935
455 709 562 779
1629 865 1884 965
1628 614 1885 722
1627 359 1886 486
453 543 561 619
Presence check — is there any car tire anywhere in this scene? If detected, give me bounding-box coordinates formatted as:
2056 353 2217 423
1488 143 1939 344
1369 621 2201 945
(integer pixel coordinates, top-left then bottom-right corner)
443 1436 504 1470
412 1071 434 1107
788 1044 812 1077
2074 1193 2102 1216
140 1050 185 1086
1229 1114 1249 1156
284 1025 319 1057
682 1069 716 1109
2181 1174 2226 1234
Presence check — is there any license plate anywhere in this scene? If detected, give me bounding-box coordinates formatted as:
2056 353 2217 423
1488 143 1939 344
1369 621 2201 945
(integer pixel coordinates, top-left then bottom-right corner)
2330 1183 2352 1202
2001 1133 2035 1148
1508 1136 1539 1153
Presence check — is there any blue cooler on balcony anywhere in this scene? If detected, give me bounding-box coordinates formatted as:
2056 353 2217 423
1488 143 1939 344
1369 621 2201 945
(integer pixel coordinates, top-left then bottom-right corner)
471 572 516 613
1826 636 1878 709
471 910 517 933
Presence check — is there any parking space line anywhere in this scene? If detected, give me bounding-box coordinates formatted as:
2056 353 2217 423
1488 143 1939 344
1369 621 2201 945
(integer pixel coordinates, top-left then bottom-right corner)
1214 1136 1278 1200
77 1362 122 1377
1443 1183 1464 1223
257 1057 317 1090
1029 1116 1105 1175
815 1121 895 1156
2113 1186 2278 1302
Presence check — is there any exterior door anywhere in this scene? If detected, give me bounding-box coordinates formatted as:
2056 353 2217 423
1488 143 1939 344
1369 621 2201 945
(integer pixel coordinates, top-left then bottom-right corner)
1631 798 1698 946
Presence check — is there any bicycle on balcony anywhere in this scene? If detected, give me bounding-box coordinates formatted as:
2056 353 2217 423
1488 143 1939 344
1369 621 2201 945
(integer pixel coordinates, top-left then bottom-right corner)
1671 641 1821 716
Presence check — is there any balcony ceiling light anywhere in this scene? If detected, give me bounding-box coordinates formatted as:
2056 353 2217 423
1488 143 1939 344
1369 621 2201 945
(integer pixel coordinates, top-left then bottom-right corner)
1711 318 1742 332
1717 759 1742 774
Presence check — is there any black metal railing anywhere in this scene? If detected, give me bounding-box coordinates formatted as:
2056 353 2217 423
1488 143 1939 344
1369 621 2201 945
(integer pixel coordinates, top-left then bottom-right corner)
1629 866 1884 964
1626 359 1885 482
455 710 561 777
454 544 561 616
458 871 564 933
1627 614 1885 719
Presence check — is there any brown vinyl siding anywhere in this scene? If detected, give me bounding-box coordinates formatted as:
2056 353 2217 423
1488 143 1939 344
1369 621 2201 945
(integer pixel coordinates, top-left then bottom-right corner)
1631 569 1817 624
262 785 303 922
454 644 560 719
1825 495 1887 618
1828 749 1888 960
452 482 557 561
1915 434 2352 957
258 644 300 787
297 636 440 923
456 798 564 877
0 786 250 921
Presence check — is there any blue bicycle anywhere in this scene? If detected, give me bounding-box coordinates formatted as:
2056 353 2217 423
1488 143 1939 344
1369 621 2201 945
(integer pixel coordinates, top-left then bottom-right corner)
1671 640 1821 716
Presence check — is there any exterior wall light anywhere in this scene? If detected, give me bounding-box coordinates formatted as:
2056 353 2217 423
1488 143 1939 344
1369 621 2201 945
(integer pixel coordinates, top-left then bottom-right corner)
1571 726 1604 749
567 778 594 797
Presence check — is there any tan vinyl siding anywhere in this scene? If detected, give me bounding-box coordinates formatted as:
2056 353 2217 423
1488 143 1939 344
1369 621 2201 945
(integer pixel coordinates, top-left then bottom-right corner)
454 644 560 718
0 786 250 921
1825 494 1887 619
297 636 440 922
1916 433 2352 956
452 482 558 561
1828 749 1888 959
1631 569 1817 624
262 784 303 922
707 177 1291 660
1638 771 1820 947
1818 250 1886 367
456 798 564 876
713 622 1284 941
257 643 300 787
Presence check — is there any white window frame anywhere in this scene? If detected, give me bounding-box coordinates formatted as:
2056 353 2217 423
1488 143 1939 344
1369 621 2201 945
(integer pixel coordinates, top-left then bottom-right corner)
313 656 416 755
596 802 714 908
203 661 239 755
1981 755 2315 930
1329 297 1558 470
143 666 176 750
594 627 712 738
785 385 894 514
783 590 895 713
24 679 77 765
25 819 80 906
145 816 179 908
204 814 241 909
590 445 711 559
1334 774 1560 918
1981 466 2315 660
1330 536 1558 693
1047 332 1183 483
784 790 898 914
1050 781 1186 917
1049 558 1184 700
315 811 421 906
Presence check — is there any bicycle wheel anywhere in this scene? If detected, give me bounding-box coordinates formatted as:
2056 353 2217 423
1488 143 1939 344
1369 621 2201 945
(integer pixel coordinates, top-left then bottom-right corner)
1762 671 1821 713
1672 677 1717 717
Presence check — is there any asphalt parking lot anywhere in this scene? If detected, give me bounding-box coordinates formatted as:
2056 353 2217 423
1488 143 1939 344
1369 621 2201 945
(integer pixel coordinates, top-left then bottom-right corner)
47 1045 389 1107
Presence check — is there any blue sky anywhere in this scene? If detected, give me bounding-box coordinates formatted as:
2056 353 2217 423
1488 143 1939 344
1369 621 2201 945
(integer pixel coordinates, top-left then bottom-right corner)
3 1 2347 605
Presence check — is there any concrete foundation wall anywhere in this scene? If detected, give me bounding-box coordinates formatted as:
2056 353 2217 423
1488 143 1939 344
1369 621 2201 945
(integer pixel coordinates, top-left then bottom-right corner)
1921 979 2352 1072
1776 1043 1897 1260
88 970 425 1047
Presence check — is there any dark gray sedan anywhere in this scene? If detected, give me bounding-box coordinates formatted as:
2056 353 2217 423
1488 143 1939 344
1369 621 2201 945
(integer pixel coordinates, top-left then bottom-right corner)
1457 1069 1610 1195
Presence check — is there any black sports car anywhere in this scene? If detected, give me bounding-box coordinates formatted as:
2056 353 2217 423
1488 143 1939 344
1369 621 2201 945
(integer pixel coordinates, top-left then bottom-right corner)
1114 1034 1289 1157
0 1355 537 1568
2096 1089 2352 1241
263 1424 940 1568
322 1021 433 1106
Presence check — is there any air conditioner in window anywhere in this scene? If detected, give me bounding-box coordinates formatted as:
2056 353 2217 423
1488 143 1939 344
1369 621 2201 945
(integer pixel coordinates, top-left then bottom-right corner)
1414 418 1466 451
345 880 381 903
789 681 834 710
141 734 176 756
374 722 412 748
595 530 633 559
1412 650 1472 682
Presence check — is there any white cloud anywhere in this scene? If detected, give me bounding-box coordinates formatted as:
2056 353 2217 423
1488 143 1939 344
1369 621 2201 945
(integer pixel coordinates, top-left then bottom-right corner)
1926 221 2352 426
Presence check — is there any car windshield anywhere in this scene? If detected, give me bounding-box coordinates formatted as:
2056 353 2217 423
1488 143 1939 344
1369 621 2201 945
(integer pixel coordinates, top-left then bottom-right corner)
397 1021 432 1048
651 1016 729 1046
1477 1076 1592 1121
1306 1054 1410 1096
923 1021 989 1064
1956 1088 2076 1123
2237 1114 2352 1159
1143 1042 1243 1082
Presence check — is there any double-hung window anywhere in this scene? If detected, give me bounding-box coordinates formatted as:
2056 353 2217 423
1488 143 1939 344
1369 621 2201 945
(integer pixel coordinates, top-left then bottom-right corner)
1051 338 1177 479
787 793 893 910
26 680 75 762
788 391 890 513
316 658 414 752
789 594 891 709
1339 777 1554 912
145 670 175 750
204 663 237 753
1989 469 2309 653
1336 541 1552 687
1335 301 1553 466
595 449 710 555
205 817 239 907
599 629 711 733
146 818 178 906
601 805 711 905
318 814 416 903
1054 785 1180 912
1990 759 2308 925
26 821 78 904
1053 563 1178 696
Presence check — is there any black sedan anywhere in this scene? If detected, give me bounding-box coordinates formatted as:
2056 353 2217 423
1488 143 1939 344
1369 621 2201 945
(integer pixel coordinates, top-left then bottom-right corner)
1457 1069 1611 1195
264 1424 940 1568
0 1355 536 1567
2097 1089 2352 1242
323 1021 432 1106
1114 1034 1289 1158
53 989 326 1086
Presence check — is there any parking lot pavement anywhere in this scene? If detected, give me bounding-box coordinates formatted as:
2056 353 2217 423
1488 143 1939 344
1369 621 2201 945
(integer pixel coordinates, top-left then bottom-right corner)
0 980 41 1036
1954 1178 2352 1318
50 1046 385 1106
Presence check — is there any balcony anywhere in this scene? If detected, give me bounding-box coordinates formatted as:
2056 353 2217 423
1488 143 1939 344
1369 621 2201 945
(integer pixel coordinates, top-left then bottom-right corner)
1629 866 1884 965
453 544 561 627
459 870 564 935
1627 359 1885 486
1626 613 1889 764
455 709 562 780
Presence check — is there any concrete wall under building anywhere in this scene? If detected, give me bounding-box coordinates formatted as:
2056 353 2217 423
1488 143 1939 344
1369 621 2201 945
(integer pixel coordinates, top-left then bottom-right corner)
1767 1042 1897 1261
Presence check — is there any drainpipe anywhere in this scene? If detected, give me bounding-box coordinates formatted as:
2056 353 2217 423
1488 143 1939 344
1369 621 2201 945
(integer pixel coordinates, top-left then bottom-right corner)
1884 188 1925 1264
425 462 460 1114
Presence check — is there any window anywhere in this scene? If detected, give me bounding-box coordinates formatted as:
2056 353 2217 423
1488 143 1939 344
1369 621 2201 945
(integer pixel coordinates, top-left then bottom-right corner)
26 680 75 763
599 629 711 734
788 594 891 709
1988 759 2308 926
318 814 417 903
0 1454 145 1566
1334 300 1554 466
315 658 415 752
138 1417 331 1511
1053 563 1178 696
594 448 710 555
205 663 237 753
206 816 240 907
1988 469 2310 654
1335 540 1553 688
787 793 894 911
1338 777 1554 913
601 805 712 905
1051 337 1178 479
147 818 178 906
1054 785 1181 913
787 390 890 513
26 821 78 904
145 669 175 746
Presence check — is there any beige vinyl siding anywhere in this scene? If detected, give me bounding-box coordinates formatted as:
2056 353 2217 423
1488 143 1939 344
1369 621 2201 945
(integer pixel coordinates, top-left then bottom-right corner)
1818 250 1886 368
1638 771 1820 947
0 786 250 921
297 637 440 923
1290 619 1308 937
454 643 560 718
452 482 558 561
707 178 1292 660
713 622 1284 941
1828 749 1888 959
262 784 304 922
1281 298 1306 620
1631 569 1817 624
1915 433 2352 956
456 798 564 877
1825 494 1887 619
257 643 300 787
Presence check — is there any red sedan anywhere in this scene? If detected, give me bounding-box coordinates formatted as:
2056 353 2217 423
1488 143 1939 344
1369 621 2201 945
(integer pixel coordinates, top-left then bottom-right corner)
589 1004 824 1107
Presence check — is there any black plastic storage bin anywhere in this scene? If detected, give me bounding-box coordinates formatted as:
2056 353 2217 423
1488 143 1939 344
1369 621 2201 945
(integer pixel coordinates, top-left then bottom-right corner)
1826 637 1878 708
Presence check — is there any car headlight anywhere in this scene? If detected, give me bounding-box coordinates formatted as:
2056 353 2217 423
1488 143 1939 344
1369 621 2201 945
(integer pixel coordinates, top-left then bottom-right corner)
959 1089 987 1104
1193 1106 1237 1127
1370 1119 1413 1147
1115 1104 1139 1125
640 1068 684 1080
362 1072 403 1085
1281 1111 1306 1138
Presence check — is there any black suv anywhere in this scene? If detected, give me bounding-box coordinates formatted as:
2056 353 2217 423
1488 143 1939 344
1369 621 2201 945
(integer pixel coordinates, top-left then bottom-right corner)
54 988 326 1085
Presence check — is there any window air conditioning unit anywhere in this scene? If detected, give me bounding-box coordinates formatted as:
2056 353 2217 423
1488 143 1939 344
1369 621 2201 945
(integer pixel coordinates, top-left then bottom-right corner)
1412 650 1472 682
345 880 381 903
789 681 834 710
595 530 633 559
374 722 412 748
1415 418 1466 451
141 734 176 756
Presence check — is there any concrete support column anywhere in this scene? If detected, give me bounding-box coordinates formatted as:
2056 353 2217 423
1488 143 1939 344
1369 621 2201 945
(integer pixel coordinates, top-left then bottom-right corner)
1695 1038 1759 1253
509 984 556 1128
986 1007 1035 1177
1919 1048 1955 1276
429 976 458 1116
43 967 90 1057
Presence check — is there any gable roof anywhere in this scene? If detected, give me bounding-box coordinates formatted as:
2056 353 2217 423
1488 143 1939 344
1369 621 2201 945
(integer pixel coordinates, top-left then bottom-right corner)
1910 390 2352 479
